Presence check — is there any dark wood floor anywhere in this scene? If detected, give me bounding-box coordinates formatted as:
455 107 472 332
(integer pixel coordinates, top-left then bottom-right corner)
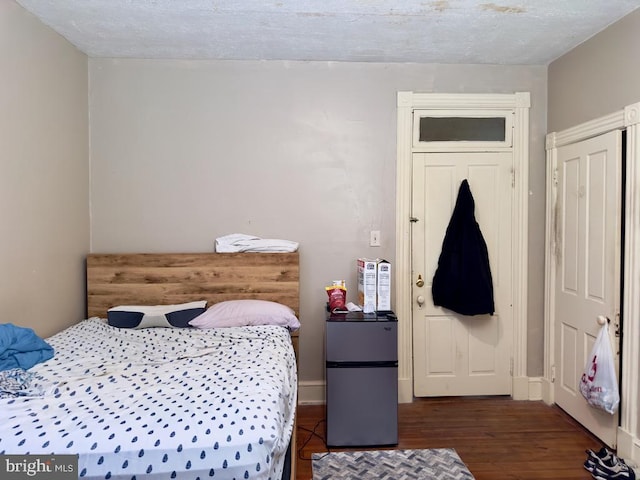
295 396 604 479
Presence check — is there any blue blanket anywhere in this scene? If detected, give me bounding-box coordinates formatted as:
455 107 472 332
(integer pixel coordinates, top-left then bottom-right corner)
0 324 54 371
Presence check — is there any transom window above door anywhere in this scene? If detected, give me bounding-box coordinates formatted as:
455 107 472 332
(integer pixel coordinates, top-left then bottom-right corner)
412 109 513 150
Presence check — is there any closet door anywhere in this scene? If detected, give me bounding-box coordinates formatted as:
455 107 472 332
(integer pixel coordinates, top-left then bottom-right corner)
553 130 621 448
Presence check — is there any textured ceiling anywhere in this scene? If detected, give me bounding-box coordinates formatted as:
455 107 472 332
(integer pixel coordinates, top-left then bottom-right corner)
14 0 640 64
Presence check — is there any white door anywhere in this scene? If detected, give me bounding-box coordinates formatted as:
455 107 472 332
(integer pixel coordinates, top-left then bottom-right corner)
553 130 621 448
412 152 513 396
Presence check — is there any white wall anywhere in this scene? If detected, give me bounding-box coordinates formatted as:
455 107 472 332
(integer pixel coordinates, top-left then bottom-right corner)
0 1 89 337
548 8 640 132
89 59 547 391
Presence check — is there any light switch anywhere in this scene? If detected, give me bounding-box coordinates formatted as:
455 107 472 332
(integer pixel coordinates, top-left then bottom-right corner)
370 230 381 247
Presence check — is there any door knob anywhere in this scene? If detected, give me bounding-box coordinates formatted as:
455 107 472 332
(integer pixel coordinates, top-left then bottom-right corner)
417 295 425 306
416 274 425 288
597 315 609 326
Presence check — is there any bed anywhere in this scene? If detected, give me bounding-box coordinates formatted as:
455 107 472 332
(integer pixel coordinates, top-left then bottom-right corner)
0 252 299 480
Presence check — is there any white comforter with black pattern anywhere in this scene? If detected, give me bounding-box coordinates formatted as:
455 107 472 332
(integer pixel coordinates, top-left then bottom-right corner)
0 318 298 480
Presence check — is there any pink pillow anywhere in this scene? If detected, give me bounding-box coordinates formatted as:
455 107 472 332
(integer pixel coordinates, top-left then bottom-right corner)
189 299 300 331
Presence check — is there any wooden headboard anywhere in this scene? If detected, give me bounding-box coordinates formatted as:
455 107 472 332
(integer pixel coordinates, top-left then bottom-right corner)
86 252 300 480
86 252 300 347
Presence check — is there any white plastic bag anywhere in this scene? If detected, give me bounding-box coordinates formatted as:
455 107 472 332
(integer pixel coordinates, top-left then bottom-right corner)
579 323 620 414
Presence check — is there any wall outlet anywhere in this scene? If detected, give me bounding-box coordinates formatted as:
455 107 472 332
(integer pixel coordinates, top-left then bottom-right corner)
370 230 381 247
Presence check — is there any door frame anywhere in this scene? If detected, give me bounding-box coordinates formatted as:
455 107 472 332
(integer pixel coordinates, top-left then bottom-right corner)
544 102 640 460
396 92 531 403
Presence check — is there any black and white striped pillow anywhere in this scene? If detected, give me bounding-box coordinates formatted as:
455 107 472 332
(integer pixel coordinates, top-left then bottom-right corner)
107 301 207 329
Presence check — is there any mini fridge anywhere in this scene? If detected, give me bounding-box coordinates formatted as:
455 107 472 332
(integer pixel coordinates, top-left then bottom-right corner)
325 311 398 447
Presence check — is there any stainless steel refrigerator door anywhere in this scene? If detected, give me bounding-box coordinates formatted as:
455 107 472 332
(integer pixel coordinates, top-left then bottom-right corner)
326 321 397 363
326 365 398 446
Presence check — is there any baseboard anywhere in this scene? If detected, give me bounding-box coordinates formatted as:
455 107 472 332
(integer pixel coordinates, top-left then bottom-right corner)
298 380 325 405
511 376 544 400
300 377 544 404
398 377 413 403
526 376 543 400
541 377 554 404
616 427 640 466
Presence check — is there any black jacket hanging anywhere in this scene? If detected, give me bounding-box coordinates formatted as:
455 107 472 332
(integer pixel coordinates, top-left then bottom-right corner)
431 179 495 316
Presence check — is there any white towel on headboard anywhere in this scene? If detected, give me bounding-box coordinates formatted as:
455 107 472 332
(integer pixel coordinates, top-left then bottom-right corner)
215 233 299 253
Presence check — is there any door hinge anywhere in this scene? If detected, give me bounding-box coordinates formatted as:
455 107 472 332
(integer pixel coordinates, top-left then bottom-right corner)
511 169 516 188
551 365 556 383
553 167 558 186
614 310 621 355
510 357 514 376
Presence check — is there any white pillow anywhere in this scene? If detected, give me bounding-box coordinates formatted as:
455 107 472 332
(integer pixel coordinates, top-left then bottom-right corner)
189 299 300 331
107 301 207 329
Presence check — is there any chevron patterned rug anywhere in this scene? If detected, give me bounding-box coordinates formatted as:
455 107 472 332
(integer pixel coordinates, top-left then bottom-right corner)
312 448 475 480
